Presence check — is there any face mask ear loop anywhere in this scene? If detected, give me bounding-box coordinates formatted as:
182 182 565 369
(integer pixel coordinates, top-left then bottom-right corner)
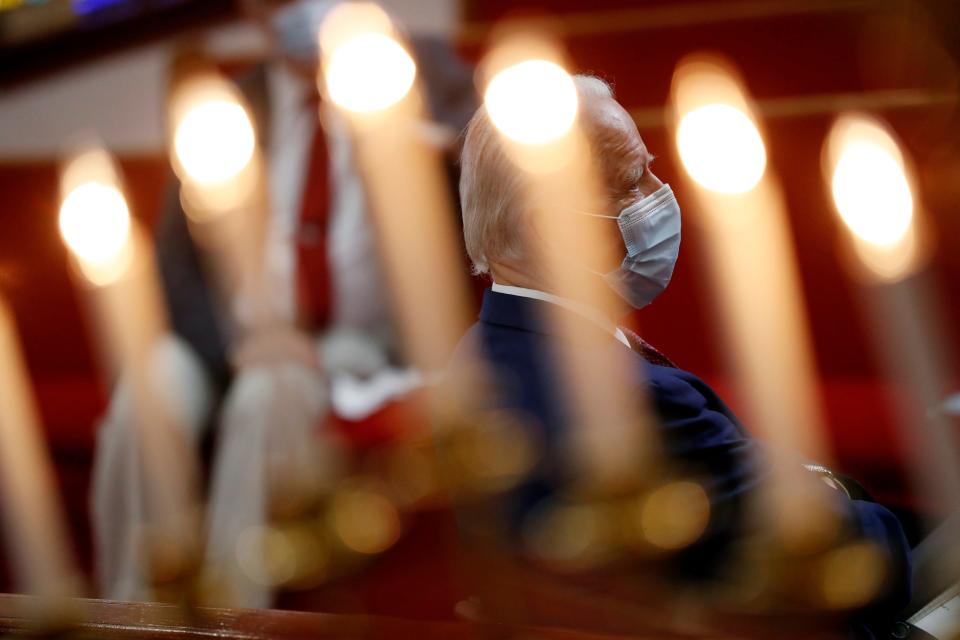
584 266 606 278
572 211 619 220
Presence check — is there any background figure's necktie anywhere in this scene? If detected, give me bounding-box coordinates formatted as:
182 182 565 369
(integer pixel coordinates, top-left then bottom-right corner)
296 121 333 330
618 326 678 368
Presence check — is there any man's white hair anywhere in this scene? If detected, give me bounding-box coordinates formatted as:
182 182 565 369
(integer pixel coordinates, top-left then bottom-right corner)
459 74 614 275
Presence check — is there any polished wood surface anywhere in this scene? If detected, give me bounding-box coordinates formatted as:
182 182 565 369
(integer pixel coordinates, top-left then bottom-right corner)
0 579 850 640
0 592 676 640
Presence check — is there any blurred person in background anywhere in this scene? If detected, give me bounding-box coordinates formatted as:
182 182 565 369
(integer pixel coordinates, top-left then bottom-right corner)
157 0 476 411
92 0 475 607
448 75 913 638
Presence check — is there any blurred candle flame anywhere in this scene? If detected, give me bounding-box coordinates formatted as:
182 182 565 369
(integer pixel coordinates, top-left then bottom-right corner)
673 58 768 196
479 35 584 174
325 34 416 113
168 73 260 220
484 59 578 145
174 100 255 185
825 114 921 281
677 103 766 194
320 2 417 115
58 147 133 285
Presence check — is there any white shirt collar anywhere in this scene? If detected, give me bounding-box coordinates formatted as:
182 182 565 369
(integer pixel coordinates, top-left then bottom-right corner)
490 283 630 348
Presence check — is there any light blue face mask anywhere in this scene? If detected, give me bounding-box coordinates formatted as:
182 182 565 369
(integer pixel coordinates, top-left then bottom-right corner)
584 184 682 309
271 0 339 66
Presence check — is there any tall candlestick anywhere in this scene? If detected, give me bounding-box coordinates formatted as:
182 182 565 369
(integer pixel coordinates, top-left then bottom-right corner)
59 145 199 598
167 65 273 331
824 113 960 587
317 5 545 613
319 2 472 374
477 33 656 490
671 55 836 550
167 57 343 608
0 299 80 601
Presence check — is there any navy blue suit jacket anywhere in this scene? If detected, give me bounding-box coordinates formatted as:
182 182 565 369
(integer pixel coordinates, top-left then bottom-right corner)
448 289 912 616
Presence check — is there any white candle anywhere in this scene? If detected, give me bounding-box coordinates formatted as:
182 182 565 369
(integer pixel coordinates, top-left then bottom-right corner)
59 146 199 591
318 8 566 562
671 55 836 549
476 34 656 491
0 299 80 600
167 69 273 332
319 2 471 373
824 114 960 535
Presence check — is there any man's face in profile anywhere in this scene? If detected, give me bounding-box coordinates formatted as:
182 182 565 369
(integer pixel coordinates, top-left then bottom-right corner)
579 95 665 275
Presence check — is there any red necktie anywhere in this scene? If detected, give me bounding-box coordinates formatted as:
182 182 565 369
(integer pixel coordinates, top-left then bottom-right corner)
296 122 333 330
619 326 677 368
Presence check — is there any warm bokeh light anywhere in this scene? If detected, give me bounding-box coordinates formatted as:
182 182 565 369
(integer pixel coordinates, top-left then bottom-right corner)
324 33 416 113
525 501 612 570
319 2 416 115
59 146 132 283
828 119 913 247
484 59 578 145
818 541 885 609
58 155 134 287
447 415 538 495
637 480 710 550
330 482 401 555
173 100 255 185
823 114 922 281
59 183 130 267
167 71 262 219
384 443 441 508
676 103 766 194
235 525 297 587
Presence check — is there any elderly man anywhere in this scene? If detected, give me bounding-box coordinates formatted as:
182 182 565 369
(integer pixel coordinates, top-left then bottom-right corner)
449 75 912 633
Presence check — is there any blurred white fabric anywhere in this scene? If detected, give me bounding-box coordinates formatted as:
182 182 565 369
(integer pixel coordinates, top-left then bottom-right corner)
330 368 424 421
941 393 960 416
203 328 329 609
912 585 960 639
319 326 389 378
320 327 426 420
91 334 210 601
